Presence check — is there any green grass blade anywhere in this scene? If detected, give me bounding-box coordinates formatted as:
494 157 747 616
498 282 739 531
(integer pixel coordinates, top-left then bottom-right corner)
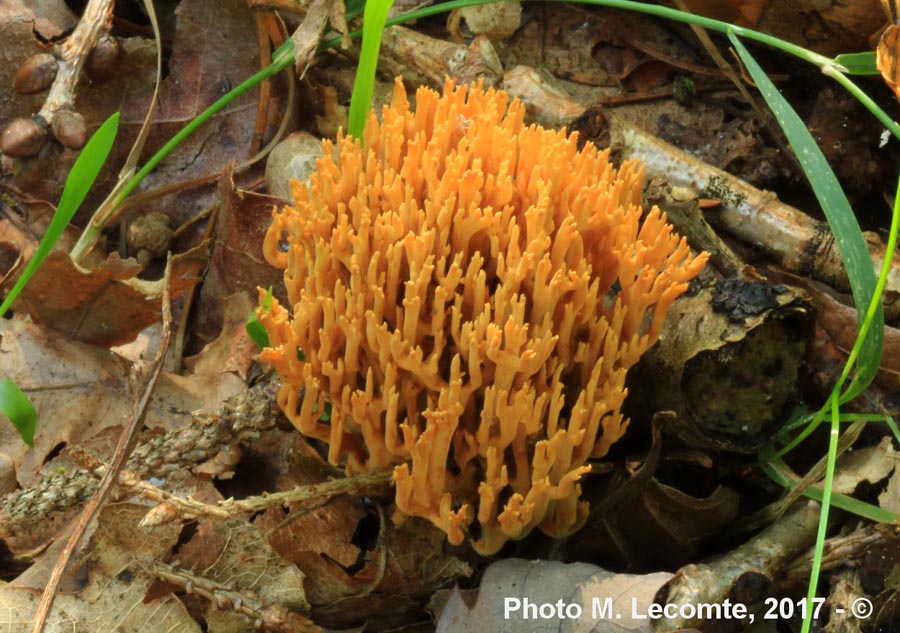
833 52 878 75
886 415 900 445
331 0 835 68
347 0 394 139
70 55 291 262
798 399 841 633
728 31 883 401
761 457 900 523
56 113 120 218
1 112 120 317
0 111 118 445
776 411 895 437
0 378 36 445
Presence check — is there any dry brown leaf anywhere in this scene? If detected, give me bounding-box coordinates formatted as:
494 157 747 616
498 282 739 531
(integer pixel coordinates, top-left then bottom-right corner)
679 1 883 48
878 24 900 101
878 461 900 515
261 492 363 570
681 0 879 56
291 0 331 76
17 248 204 347
502 66 586 128
576 468 741 569
435 558 672 633
5 0 265 222
0 503 196 632
675 0 741 22
257 501 365 603
1 317 176 484
311 86 347 141
177 517 310 613
142 0 261 189
252 453 469 629
0 216 37 286
671 0 767 26
183 293 258 383
819 0 886 40
193 166 286 347
0 317 245 489
831 437 898 495
0 453 15 495
785 275 900 389
448 0 522 41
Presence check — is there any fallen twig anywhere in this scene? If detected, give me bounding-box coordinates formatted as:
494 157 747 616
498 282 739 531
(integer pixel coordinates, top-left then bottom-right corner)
657 501 821 630
30 256 173 633
150 560 322 633
607 111 900 313
378 25 504 89
0 373 282 546
131 469 393 523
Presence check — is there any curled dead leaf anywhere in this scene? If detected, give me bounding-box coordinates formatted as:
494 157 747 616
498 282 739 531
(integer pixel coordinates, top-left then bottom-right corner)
878 24 900 101
18 248 204 347
140 502 181 528
434 559 672 633
448 0 522 41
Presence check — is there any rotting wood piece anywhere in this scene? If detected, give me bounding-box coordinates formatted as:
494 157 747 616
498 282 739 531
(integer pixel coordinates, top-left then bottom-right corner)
627 278 813 453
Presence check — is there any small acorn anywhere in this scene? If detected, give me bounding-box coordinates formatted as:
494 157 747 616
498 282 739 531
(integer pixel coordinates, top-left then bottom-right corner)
127 211 174 264
14 53 59 95
0 117 49 158
51 110 87 150
85 34 120 83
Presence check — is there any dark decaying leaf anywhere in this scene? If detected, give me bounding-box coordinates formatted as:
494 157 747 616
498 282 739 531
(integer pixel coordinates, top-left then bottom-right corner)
255 456 470 630
627 278 813 453
571 414 740 569
192 165 287 348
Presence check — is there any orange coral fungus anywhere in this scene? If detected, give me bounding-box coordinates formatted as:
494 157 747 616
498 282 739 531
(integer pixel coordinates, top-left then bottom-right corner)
257 78 707 554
